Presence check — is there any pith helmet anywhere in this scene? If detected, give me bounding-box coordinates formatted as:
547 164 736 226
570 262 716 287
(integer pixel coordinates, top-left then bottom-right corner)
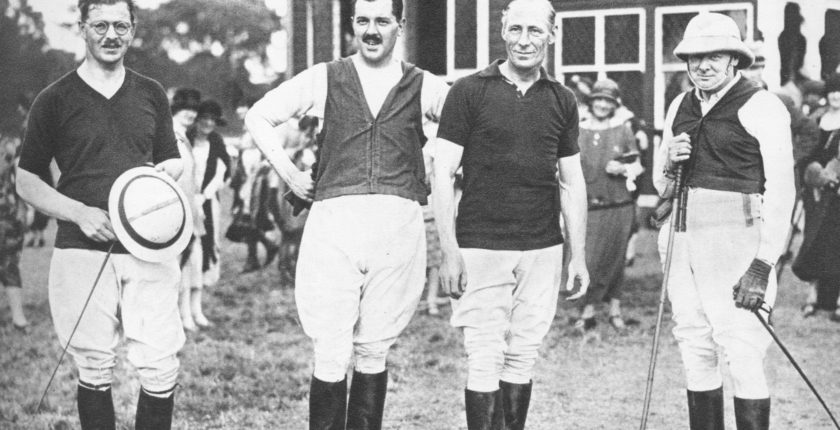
109 166 193 262
674 13 754 68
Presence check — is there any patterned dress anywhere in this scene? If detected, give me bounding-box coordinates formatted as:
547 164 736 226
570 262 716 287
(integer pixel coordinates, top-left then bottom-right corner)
0 140 26 286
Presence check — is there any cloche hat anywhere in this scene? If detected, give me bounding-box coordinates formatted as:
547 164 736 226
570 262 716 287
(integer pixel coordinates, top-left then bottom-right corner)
196 100 227 126
171 88 201 115
588 79 621 105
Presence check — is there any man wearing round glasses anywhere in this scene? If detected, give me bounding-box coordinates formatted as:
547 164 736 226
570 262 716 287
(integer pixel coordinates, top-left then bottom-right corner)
16 1 185 429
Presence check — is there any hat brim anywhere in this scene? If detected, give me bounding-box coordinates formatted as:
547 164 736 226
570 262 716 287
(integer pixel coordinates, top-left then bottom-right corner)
109 166 193 263
197 114 227 127
674 36 754 68
588 92 619 105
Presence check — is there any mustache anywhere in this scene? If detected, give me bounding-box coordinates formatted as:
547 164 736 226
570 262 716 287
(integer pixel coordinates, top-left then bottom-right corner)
362 33 382 45
102 40 122 48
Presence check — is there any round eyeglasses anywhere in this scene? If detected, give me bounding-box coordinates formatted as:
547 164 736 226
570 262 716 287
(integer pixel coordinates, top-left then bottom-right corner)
86 20 133 36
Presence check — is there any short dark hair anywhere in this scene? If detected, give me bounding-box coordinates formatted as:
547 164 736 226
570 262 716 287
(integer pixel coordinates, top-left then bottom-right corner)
78 0 136 23
352 0 403 21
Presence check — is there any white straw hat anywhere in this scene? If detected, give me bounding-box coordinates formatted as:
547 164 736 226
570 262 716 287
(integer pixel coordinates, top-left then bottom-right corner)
109 166 193 262
674 13 754 68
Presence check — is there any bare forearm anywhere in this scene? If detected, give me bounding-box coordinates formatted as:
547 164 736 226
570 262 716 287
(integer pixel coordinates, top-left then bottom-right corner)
245 113 304 185
433 168 459 254
558 155 588 261
16 167 85 224
560 183 587 258
432 139 464 254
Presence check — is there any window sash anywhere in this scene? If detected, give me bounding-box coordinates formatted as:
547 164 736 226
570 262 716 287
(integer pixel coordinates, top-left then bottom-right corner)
653 2 754 129
446 0 489 80
555 7 646 81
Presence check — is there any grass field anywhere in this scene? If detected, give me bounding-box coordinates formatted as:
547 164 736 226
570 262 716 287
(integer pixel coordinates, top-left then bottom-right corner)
2 191 839 429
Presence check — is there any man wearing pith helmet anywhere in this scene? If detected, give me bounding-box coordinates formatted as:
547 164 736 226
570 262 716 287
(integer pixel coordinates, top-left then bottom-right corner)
652 12 795 430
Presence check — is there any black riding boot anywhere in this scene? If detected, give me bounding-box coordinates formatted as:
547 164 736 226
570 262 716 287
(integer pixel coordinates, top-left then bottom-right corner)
500 380 531 430
135 388 175 430
346 370 388 430
687 387 724 430
310 376 347 430
734 397 770 430
78 383 115 430
465 389 504 430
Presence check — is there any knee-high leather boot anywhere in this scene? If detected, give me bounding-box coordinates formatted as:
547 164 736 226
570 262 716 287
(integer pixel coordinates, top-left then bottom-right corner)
734 397 770 430
310 376 347 430
465 389 504 430
687 387 724 430
135 388 175 430
346 370 388 430
500 380 531 430
77 383 115 430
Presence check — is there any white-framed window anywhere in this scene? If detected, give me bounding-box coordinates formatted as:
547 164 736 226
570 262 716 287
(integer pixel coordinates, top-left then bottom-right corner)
555 8 646 117
446 0 489 80
654 3 754 129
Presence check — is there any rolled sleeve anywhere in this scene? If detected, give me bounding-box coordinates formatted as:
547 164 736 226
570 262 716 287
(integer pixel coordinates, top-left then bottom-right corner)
653 93 686 198
739 91 796 263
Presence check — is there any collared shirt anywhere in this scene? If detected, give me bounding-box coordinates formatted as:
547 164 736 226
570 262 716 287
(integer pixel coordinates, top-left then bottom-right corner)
692 72 743 115
438 60 580 250
654 72 795 263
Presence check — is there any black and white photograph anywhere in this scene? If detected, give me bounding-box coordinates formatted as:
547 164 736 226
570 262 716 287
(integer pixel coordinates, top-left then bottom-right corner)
1 0 839 428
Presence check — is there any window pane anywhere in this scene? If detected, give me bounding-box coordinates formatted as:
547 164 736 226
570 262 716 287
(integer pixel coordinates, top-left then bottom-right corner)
605 15 639 64
561 16 595 65
606 71 644 117
454 0 477 69
719 9 748 40
662 12 695 64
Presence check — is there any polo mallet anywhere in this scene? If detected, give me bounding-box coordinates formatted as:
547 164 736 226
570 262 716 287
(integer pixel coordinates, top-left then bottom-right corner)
776 197 803 282
37 241 115 412
753 303 840 429
639 164 687 430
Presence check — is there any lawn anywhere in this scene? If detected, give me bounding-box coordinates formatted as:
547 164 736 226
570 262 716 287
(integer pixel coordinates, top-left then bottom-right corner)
2 192 839 429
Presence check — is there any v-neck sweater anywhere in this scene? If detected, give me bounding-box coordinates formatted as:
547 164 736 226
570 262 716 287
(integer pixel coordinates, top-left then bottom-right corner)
19 69 179 252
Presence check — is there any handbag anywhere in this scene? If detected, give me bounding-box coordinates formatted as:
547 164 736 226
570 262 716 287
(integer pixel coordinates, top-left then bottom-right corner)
225 211 256 243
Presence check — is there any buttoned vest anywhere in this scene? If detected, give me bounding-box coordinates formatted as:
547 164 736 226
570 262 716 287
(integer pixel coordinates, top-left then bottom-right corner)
672 78 764 194
314 58 428 204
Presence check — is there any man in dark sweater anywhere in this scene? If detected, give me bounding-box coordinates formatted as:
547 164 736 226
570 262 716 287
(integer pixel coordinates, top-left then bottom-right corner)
16 1 184 428
653 12 795 430
245 0 449 428
433 1 589 428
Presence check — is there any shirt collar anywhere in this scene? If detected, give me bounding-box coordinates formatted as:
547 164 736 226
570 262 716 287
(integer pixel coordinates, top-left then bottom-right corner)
477 59 558 83
693 72 742 104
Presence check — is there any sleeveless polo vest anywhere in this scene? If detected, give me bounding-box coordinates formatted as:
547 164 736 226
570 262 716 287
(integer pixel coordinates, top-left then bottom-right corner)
314 58 428 204
672 78 764 194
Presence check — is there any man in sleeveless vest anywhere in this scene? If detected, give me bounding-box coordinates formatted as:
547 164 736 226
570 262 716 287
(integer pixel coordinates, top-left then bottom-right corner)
245 1 449 428
16 1 185 428
434 1 590 428
653 13 795 430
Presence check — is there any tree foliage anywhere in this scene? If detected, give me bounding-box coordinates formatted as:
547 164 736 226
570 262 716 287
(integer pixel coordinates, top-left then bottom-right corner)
129 0 283 115
0 0 74 135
